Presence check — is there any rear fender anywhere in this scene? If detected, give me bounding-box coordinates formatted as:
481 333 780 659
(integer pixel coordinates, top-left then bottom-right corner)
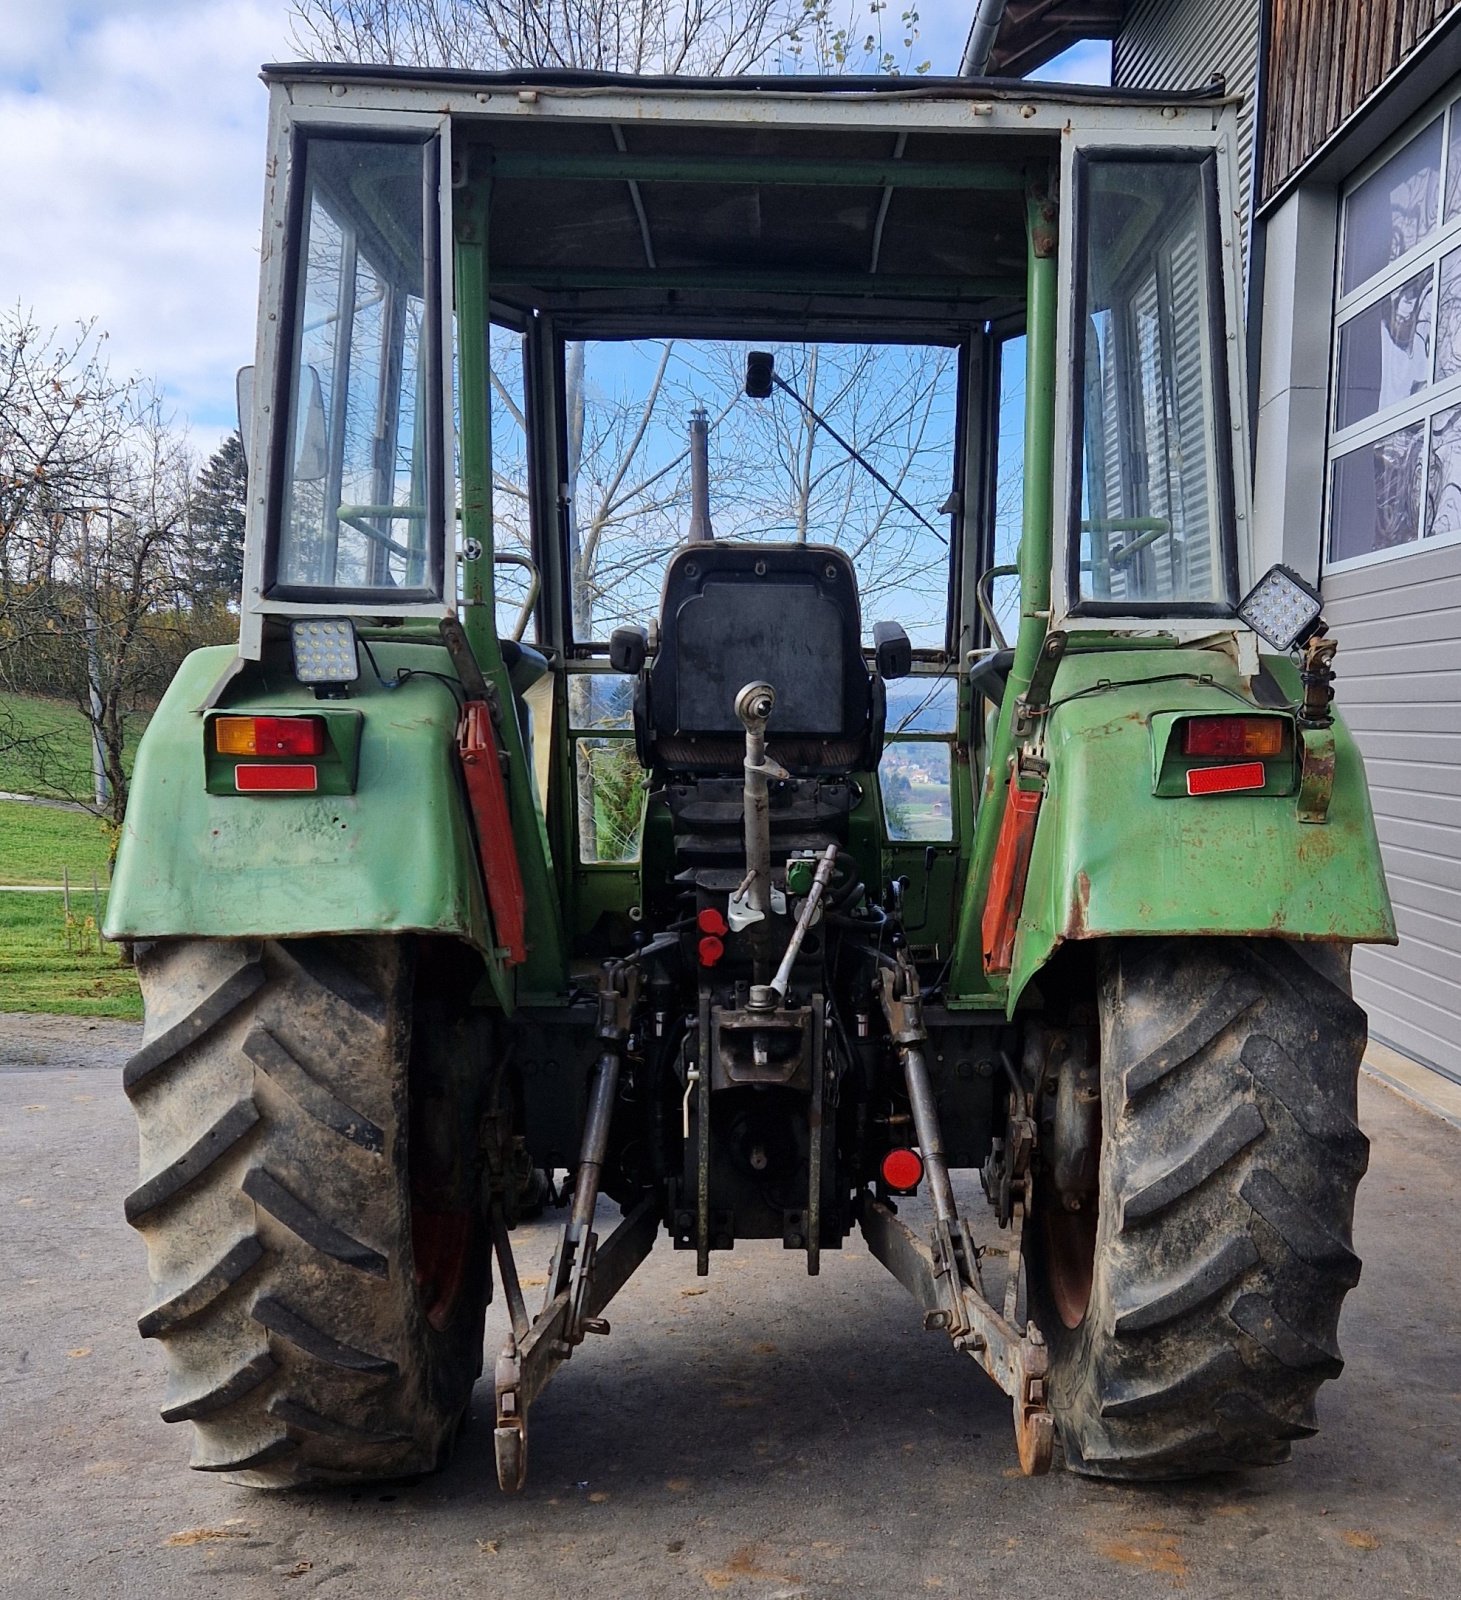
105 646 506 999
1008 650 1396 1009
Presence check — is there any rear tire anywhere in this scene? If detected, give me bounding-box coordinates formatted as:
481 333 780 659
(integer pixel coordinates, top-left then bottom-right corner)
1030 938 1369 1479
124 936 489 1487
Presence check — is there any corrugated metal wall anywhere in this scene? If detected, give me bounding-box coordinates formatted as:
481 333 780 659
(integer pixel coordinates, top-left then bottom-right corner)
1263 0 1461 198
1113 0 1262 218
1322 540 1461 1085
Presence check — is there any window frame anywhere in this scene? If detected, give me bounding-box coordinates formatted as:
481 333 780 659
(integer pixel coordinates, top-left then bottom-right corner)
239 102 456 657
1323 88 1461 576
550 330 969 657
1064 146 1241 620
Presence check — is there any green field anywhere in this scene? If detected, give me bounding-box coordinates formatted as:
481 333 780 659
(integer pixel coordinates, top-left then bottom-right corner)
0 689 146 801
0 739 140 1017
0 798 114 886
0 888 140 1018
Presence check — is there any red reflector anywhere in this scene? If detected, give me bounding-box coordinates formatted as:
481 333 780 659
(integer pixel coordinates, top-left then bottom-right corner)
697 906 729 937
882 1148 924 1193
697 934 725 967
235 763 318 793
1181 716 1283 758
1186 761 1266 796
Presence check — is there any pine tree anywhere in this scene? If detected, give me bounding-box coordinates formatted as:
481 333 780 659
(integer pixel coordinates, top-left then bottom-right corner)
186 431 247 602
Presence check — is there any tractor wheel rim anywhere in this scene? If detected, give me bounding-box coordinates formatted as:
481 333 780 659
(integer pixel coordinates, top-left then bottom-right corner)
1041 1203 1097 1329
411 1206 472 1332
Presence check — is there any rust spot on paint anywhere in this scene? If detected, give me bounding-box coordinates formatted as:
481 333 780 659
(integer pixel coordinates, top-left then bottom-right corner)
1067 870 1092 938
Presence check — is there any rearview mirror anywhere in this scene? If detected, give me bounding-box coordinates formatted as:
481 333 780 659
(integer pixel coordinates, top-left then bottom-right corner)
609 625 649 675
235 366 254 469
872 620 912 680
745 350 775 399
235 364 328 482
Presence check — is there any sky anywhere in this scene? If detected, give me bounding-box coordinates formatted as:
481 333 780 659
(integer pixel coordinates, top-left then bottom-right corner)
0 2 1111 460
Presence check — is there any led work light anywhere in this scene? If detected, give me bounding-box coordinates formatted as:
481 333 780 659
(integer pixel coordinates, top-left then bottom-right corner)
1236 564 1324 652
291 618 360 688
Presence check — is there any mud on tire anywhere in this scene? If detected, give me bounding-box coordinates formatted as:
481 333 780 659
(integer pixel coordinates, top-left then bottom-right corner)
124 936 488 1487
1030 938 1369 1479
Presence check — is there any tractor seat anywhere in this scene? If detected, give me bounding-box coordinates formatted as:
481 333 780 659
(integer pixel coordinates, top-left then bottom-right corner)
631 543 886 777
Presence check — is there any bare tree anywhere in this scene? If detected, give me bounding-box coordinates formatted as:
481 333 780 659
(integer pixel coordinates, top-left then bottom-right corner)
294 0 829 75
1 311 226 822
63 388 197 822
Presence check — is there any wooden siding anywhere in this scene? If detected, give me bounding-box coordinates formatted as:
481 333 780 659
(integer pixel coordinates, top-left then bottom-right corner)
1263 0 1461 198
1325 538 1461 1085
1113 0 1263 221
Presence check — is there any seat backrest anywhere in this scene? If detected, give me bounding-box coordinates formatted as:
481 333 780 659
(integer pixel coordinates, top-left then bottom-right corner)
636 542 880 775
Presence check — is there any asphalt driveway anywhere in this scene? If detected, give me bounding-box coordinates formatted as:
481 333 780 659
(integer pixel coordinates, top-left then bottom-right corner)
1 1011 1457 1600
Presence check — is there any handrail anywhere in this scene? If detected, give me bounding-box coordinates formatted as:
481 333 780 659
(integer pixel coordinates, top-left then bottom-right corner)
493 552 541 643
976 562 1019 650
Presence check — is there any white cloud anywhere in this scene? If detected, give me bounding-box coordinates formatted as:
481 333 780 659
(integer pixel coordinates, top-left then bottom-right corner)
0 1 294 454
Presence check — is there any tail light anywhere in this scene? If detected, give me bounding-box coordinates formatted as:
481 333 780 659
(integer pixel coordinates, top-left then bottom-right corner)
881 1148 924 1193
1181 716 1284 758
215 715 326 757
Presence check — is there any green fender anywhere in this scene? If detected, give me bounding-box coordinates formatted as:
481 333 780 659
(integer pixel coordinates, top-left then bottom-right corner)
105 645 507 1003
1007 649 1397 1009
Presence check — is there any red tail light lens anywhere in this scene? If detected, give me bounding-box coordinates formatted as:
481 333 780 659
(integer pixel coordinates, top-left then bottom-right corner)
881 1148 924 1193
1181 716 1284 759
216 715 326 757
697 907 729 937
697 934 725 967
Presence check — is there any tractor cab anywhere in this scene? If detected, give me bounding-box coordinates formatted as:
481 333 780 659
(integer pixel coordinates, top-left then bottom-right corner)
108 67 1394 1494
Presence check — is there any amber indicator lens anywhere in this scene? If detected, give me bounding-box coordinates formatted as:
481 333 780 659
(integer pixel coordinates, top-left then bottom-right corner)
216 715 326 758
1181 716 1283 759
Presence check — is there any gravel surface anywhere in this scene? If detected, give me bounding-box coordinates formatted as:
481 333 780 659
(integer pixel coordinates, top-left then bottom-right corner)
1 1012 1457 1599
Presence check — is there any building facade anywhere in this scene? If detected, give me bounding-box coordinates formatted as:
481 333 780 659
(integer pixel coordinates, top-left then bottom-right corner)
989 1 1461 1089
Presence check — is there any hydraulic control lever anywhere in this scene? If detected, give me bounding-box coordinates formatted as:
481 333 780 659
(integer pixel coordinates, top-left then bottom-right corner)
751 841 841 1010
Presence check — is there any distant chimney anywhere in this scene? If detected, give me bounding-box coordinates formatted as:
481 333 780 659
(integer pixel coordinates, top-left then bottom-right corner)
688 407 713 542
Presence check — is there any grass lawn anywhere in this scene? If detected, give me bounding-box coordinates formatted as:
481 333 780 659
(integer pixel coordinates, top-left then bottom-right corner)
0 689 147 801
0 796 137 1019
0 890 141 1018
0 799 114 886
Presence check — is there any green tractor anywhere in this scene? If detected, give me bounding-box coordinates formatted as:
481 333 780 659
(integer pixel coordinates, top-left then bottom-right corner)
107 63 1395 1489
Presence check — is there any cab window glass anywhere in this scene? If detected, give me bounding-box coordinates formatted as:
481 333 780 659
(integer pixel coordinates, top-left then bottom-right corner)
276 134 441 598
490 325 537 641
566 338 959 647
1073 156 1235 609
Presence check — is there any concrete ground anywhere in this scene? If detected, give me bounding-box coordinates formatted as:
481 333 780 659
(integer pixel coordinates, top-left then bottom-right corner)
1 1011 1457 1600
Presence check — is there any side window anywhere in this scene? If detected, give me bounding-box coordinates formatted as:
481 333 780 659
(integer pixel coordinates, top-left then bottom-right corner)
275 134 442 599
988 332 1026 645
489 324 536 642
1072 155 1234 609
572 677 645 863
880 675 957 842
